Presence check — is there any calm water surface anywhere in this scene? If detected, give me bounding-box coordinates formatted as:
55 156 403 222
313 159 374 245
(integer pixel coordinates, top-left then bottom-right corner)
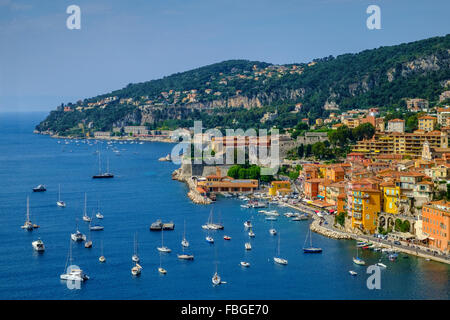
0 113 448 299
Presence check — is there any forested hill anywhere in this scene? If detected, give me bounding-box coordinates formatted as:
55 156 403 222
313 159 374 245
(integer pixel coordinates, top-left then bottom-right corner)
37 34 450 136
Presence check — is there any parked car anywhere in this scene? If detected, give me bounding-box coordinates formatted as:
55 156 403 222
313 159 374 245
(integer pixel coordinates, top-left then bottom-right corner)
394 241 401 245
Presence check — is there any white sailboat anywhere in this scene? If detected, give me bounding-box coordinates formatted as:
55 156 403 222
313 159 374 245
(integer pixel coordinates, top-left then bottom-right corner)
353 246 366 265
82 193 91 222
273 233 288 265
181 219 189 247
303 226 322 253
211 262 221 285
21 196 34 231
202 209 224 230
71 221 86 242
99 240 106 263
84 227 92 248
132 233 140 262
248 227 255 238
60 240 89 282
158 253 167 274
157 229 171 253
131 262 142 276
245 242 252 250
57 184 66 207
95 201 103 219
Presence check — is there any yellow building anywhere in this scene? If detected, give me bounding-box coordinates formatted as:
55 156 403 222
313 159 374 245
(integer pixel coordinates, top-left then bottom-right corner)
380 181 401 214
418 116 437 132
268 181 291 196
352 130 448 157
350 187 381 234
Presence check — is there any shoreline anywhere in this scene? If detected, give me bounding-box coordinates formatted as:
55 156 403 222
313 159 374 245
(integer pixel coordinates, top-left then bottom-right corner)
34 131 176 143
268 200 450 265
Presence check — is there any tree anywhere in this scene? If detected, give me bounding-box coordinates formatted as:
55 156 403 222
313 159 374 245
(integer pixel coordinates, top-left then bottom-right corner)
352 123 375 141
227 165 240 179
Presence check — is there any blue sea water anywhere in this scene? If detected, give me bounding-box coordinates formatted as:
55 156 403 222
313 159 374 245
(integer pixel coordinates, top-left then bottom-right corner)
0 112 448 300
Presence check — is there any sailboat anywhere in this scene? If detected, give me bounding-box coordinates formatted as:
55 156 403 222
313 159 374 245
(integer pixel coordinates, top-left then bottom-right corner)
82 193 91 222
89 211 104 231
95 201 104 219
132 233 140 262
202 209 224 230
71 221 86 242
84 227 92 248
248 227 255 238
60 239 89 282
158 253 167 274
353 246 366 265
93 152 114 179
99 240 106 263
57 184 66 207
131 262 142 276
21 197 34 230
157 229 171 253
177 233 194 260
303 225 322 253
181 219 189 247
273 233 288 265
211 262 221 285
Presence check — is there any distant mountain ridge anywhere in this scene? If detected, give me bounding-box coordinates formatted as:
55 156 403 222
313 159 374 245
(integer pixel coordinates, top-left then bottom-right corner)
37 34 450 135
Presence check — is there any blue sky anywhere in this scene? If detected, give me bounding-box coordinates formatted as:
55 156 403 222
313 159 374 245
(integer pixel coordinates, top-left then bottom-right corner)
0 0 449 112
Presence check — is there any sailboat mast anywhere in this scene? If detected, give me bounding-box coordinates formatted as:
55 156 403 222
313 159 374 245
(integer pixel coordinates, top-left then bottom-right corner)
98 151 101 174
26 196 30 222
84 193 87 217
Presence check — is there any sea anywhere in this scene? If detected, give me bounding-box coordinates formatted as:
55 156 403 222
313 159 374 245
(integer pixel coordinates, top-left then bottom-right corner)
0 112 448 300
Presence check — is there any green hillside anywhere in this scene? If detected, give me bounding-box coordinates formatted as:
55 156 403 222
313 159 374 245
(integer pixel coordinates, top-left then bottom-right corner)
37 34 450 136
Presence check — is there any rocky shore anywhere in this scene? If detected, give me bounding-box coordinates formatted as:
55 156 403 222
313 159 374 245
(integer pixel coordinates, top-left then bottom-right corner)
310 218 354 240
172 168 211 205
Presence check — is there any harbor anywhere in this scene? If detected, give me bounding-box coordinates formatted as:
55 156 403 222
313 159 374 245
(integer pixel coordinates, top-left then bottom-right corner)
0 113 449 300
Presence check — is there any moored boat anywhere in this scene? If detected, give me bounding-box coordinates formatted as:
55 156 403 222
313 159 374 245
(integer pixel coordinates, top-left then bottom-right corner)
32 238 45 252
33 184 46 192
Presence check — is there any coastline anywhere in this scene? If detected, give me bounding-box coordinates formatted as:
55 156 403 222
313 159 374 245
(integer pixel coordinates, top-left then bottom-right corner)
34 131 176 143
267 200 450 265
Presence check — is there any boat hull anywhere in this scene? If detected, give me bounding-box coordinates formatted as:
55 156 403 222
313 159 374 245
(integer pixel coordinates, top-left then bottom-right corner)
303 248 322 253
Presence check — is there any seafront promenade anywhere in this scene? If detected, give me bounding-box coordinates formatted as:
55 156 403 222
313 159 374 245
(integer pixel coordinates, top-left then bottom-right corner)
273 200 450 265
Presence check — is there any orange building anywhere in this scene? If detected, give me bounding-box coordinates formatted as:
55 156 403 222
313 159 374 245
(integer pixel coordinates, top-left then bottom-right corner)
325 166 345 182
304 178 322 199
421 200 450 253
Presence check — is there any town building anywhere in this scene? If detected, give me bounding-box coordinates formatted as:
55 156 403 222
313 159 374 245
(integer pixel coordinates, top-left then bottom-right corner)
268 181 291 196
421 200 450 253
418 116 437 132
387 119 405 133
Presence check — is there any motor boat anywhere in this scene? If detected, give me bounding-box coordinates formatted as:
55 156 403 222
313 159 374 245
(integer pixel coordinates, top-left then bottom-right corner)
269 228 277 235
33 185 46 192
243 221 252 228
349 270 357 276
32 239 45 252
223 235 231 240
206 236 214 243
240 261 250 267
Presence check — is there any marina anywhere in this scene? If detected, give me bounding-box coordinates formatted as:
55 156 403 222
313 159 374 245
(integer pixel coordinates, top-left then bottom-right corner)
0 113 449 299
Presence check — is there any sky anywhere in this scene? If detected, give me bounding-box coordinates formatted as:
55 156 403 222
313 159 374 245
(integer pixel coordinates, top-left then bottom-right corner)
0 0 449 112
